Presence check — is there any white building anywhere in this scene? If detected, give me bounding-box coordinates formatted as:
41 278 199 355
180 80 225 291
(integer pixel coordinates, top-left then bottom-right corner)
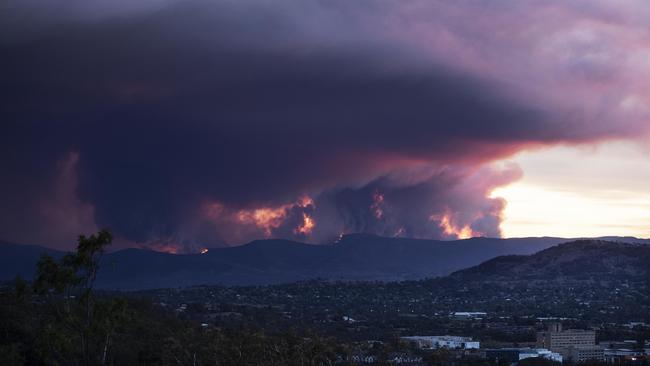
401 335 480 350
520 349 564 363
485 348 563 363
452 312 487 320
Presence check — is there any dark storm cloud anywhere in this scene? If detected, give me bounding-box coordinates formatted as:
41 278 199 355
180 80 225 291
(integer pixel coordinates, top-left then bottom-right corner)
1 0 647 249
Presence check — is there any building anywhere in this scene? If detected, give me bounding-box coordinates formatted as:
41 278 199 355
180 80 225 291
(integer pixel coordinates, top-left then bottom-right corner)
566 346 605 362
401 336 480 350
537 323 596 349
536 323 604 362
452 312 487 320
387 353 423 364
485 348 563 364
603 348 645 364
349 354 377 364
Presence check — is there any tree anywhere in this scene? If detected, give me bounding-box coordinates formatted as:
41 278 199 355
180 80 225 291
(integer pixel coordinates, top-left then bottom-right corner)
33 229 123 365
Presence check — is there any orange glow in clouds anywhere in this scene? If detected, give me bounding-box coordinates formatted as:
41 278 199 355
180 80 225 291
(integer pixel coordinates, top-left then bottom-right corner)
141 241 184 254
208 194 317 238
371 191 385 219
297 195 314 208
236 206 288 236
294 213 315 235
237 195 316 237
432 213 476 239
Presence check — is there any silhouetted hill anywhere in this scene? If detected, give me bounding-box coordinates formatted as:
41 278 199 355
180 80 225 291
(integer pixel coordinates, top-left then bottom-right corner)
1 236 648 289
0 241 65 280
450 239 650 283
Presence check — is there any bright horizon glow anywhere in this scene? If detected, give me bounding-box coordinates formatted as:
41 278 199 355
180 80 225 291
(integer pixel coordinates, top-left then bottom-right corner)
492 141 650 239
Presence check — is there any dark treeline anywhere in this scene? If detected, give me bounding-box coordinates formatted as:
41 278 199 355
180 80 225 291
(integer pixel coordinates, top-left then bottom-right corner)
0 231 345 365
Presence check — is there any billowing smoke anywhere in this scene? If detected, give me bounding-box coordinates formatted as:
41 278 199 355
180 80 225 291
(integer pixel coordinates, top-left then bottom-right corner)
1 0 648 250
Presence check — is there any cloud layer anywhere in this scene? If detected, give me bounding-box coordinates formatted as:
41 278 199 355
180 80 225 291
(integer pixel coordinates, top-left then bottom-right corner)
1 0 648 250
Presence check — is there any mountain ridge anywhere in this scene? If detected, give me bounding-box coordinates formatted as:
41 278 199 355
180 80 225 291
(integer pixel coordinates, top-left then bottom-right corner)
1 235 649 289
450 239 650 282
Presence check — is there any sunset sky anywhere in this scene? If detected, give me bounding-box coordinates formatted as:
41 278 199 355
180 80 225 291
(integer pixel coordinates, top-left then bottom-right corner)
1 0 649 251
493 141 650 238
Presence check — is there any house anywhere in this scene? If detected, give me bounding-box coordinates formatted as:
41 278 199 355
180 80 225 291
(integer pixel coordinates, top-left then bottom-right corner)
401 335 479 350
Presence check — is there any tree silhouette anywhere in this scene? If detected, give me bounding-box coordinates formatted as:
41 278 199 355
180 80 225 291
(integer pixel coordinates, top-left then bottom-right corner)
33 229 124 365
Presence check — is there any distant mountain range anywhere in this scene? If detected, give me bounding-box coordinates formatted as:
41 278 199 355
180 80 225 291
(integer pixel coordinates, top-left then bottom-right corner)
1 234 649 289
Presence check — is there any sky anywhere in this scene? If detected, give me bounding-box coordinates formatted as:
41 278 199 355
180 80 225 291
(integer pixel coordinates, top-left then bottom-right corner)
493 141 650 238
1 0 649 252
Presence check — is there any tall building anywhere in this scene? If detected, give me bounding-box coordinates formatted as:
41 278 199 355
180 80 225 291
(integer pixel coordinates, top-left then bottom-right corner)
536 323 604 362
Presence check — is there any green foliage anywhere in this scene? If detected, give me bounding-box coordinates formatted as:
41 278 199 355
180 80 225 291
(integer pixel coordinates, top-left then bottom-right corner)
0 343 25 365
34 230 112 295
0 230 348 365
4 230 117 365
